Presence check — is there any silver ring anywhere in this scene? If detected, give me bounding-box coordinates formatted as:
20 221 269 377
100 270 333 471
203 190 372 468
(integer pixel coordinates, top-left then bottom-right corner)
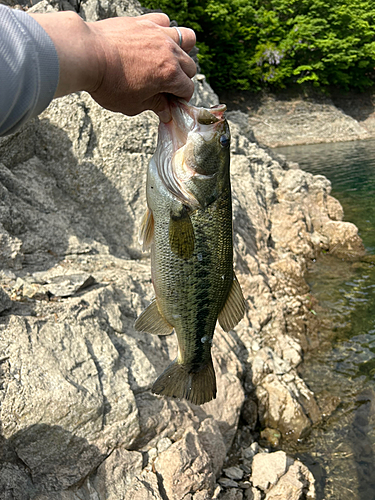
173 26 183 47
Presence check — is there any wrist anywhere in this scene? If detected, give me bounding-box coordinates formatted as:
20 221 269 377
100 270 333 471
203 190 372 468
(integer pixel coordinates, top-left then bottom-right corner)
30 11 101 97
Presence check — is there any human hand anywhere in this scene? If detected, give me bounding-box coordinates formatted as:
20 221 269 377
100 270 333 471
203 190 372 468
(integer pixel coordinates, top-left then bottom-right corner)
88 13 197 122
30 11 197 122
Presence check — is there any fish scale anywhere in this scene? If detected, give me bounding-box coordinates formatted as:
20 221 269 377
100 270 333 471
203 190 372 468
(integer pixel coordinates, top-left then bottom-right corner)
135 99 245 405
153 189 233 368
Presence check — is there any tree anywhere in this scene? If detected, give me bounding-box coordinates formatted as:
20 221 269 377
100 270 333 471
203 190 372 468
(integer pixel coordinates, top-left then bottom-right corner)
143 0 375 91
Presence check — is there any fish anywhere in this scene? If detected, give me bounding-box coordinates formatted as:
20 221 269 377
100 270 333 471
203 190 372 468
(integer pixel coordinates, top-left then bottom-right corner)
135 98 245 405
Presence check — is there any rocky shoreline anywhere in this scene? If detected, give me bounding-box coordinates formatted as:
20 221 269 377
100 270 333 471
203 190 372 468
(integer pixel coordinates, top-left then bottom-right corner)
220 88 375 148
0 1 368 499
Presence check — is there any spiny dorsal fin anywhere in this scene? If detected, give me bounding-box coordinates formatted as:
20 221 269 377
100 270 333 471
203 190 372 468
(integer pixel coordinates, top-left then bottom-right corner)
139 207 154 251
218 273 246 332
134 297 173 336
169 204 195 260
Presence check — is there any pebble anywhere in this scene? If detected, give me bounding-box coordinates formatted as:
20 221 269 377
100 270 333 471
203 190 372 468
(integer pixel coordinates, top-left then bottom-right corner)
224 466 244 481
238 481 251 489
242 441 259 460
240 463 251 475
218 478 239 488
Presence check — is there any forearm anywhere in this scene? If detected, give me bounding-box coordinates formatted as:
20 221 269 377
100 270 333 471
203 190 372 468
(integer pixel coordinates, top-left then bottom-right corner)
0 5 59 136
30 11 101 98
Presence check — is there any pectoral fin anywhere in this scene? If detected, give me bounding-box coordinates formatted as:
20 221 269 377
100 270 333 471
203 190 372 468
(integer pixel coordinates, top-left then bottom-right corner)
139 207 154 251
218 273 246 332
135 297 173 336
169 204 195 260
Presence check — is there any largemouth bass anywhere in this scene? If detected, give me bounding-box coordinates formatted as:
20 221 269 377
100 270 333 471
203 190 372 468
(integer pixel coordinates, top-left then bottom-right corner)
135 99 245 405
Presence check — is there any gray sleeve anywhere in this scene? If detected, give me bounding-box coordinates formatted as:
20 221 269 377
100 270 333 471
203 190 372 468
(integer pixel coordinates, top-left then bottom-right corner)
0 5 59 136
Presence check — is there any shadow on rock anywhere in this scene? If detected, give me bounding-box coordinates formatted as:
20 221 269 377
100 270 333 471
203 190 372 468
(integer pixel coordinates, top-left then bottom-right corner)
0 101 147 274
0 422 105 500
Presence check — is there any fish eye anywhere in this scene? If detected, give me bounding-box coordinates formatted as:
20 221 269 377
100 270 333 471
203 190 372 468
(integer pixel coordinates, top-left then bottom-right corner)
220 134 230 148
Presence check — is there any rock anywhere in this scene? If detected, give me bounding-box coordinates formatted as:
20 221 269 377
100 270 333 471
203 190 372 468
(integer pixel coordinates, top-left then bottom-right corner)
43 273 96 297
260 428 281 448
157 437 173 453
124 470 163 500
219 488 243 500
264 461 316 500
251 451 293 491
154 427 215 500
241 398 258 430
91 448 143 499
223 466 244 481
238 481 251 489
0 463 36 500
218 478 239 488
245 488 262 500
242 442 259 461
197 418 227 478
0 287 12 313
79 0 144 21
221 91 372 147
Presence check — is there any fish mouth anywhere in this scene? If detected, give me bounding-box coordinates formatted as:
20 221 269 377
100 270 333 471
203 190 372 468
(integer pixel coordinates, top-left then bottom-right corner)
169 99 227 146
156 99 227 208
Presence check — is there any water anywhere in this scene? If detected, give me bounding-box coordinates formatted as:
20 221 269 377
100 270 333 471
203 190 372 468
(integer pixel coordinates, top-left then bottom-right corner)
273 140 375 500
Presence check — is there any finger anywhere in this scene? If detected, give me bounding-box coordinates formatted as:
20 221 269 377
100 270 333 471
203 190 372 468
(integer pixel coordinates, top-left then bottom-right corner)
166 73 195 102
148 93 172 123
165 26 196 53
139 12 170 27
179 51 197 79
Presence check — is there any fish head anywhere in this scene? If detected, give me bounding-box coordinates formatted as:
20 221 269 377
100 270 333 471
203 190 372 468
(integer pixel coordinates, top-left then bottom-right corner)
156 99 231 209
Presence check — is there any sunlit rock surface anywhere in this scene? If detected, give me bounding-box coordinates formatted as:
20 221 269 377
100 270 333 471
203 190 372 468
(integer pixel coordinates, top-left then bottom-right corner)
0 1 365 498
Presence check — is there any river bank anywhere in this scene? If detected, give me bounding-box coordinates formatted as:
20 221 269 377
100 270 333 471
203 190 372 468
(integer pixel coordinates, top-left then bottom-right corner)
220 88 375 148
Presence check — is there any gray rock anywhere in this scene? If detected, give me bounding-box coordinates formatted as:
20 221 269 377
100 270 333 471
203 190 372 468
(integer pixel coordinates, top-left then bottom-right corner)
0 463 36 500
0 287 12 313
245 488 262 500
229 93 372 147
219 488 243 500
223 466 244 481
218 477 239 489
91 448 143 499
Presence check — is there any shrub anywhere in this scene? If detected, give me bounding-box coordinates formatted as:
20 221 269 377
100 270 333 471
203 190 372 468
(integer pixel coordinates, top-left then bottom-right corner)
142 0 375 91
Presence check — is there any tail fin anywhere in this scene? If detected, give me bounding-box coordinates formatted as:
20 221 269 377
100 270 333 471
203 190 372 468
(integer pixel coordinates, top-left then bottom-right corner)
152 358 217 405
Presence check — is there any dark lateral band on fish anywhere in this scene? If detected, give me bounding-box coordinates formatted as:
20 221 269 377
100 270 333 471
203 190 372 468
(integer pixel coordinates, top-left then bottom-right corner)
135 97 246 405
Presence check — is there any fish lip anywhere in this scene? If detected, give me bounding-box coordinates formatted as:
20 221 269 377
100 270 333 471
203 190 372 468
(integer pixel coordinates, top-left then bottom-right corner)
171 99 227 128
168 99 227 146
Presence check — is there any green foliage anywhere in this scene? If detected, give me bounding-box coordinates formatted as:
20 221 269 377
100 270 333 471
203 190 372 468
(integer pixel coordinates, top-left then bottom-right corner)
142 0 375 91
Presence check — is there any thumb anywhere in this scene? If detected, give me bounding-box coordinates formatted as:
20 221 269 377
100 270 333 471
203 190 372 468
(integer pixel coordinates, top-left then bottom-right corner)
148 93 172 123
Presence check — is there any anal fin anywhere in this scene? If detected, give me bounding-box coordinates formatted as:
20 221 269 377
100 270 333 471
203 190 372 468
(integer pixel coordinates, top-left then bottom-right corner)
218 273 246 332
135 298 173 336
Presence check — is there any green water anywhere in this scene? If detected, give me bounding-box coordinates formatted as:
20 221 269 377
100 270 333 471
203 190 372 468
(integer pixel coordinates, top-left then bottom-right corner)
274 140 375 500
